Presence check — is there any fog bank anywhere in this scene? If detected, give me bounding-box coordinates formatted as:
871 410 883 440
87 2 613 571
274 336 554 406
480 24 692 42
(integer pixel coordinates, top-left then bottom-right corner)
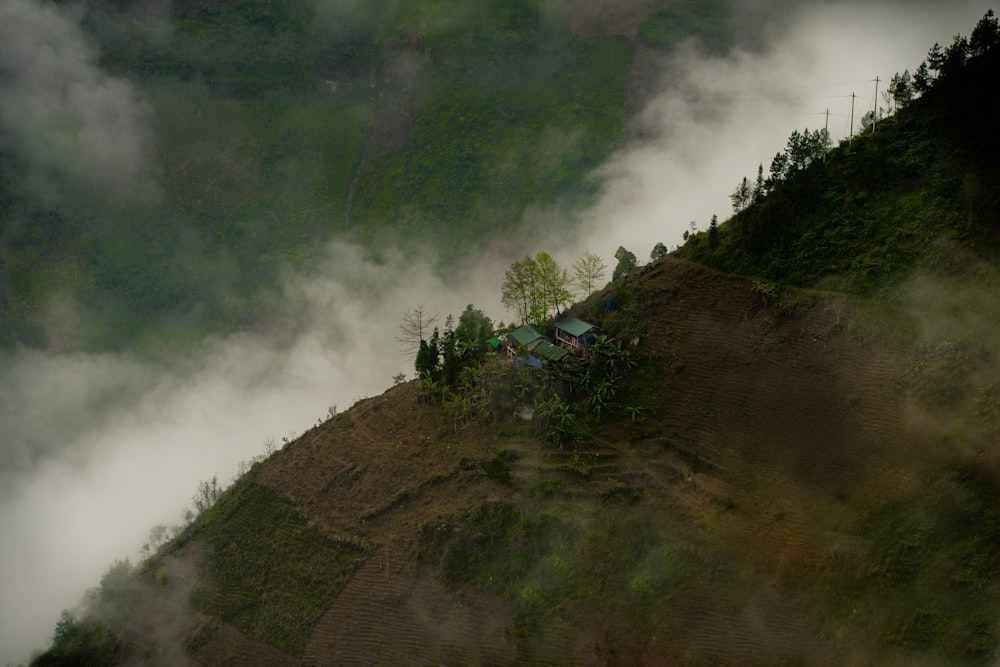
1 1 995 663
0 241 506 663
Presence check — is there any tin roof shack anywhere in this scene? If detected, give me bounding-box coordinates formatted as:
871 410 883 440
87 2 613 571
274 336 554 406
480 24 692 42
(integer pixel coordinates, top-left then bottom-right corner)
506 325 568 367
506 324 546 358
532 340 568 363
554 317 600 350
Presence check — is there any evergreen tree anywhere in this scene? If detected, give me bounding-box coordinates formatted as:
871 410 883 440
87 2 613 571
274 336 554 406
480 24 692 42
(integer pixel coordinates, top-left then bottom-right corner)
913 61 933 93
730 176 751 213
440 317 461 389
941 35 970 78
970 9 1000 57
888 70 913 110
415 329 440 380
926 42 945 75
768 151 789 188
650 242 668 260
752 163 765 202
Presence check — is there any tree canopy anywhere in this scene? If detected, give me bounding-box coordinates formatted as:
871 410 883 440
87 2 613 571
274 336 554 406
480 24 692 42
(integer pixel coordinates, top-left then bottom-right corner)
572 250 607 296
501 252 573 325
612 246 637 281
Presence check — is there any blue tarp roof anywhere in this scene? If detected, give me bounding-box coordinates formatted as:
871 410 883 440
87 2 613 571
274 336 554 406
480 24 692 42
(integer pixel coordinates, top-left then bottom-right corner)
514 355 543 369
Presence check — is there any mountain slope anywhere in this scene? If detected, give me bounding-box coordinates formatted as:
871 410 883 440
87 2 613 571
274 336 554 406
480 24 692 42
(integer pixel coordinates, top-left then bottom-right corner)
678 41 1000 298
43 252 1000 665
29 8 1000 667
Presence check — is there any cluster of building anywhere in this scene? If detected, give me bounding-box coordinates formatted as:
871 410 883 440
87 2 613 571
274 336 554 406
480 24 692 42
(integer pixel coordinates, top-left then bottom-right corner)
493 317 601 368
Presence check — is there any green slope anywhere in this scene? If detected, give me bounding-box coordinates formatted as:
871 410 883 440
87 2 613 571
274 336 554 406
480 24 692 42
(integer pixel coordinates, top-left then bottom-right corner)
677 42 1000 298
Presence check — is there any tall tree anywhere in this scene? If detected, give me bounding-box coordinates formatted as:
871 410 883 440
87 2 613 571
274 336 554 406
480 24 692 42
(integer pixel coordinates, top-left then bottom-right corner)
415 328 441 380
888 70 913 110
534 252 573 318
941 35 970 78
572 250 607 296
970 9 1000 57
925 42 945 75
612 246 637 281
767 151 789 188
455 304 493 346
500 255 538 324
913 61 933 93
650 242 668 260
455 304 493 361
730 176 751 213
752 163 765 202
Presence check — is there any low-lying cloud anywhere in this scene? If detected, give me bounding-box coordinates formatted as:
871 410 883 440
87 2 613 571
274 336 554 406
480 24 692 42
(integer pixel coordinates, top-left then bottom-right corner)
0 240 507 663
0 1 995 664
0 0 157 208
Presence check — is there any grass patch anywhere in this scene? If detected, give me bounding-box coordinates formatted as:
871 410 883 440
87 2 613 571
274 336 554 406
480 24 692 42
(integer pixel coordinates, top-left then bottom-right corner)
418 500 700 651
480 449 520 486
417 502 562 597
191 478 370 654
640 0 729 52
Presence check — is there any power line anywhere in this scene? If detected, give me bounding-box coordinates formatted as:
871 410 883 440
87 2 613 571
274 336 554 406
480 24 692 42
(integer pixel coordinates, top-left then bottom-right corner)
705 79 879 96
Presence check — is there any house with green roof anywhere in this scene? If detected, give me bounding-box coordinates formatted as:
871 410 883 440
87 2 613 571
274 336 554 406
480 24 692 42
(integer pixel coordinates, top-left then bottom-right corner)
506 324 546 358
554 317 600 350
504 324 569 365
507 324 545 347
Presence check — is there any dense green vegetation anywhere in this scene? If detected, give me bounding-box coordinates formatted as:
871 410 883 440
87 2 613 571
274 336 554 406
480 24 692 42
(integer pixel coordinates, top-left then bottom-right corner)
639 0 729 52
416 456 1000 663
189 477 370 654
32 614 123 666
418 498 702 645
825 467 1000 662
677 24 1000 299
0 0 637 352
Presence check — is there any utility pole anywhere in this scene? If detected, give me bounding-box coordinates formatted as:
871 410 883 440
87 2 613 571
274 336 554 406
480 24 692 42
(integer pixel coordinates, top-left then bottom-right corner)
873 76 880 131
824 108 830 163
849 92 855 148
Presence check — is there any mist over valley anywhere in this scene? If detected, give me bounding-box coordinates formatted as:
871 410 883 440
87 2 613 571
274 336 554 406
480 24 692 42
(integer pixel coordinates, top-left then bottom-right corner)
2 0 999 664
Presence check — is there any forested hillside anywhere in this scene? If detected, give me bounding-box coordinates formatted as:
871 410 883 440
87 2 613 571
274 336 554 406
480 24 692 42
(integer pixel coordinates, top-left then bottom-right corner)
677 18 1000 297
0 0 729 352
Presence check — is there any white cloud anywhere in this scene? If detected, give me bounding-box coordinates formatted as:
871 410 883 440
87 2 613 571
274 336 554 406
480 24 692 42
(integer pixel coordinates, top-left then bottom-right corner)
0 1 995 663
0 240 506 663
0 0 157 206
